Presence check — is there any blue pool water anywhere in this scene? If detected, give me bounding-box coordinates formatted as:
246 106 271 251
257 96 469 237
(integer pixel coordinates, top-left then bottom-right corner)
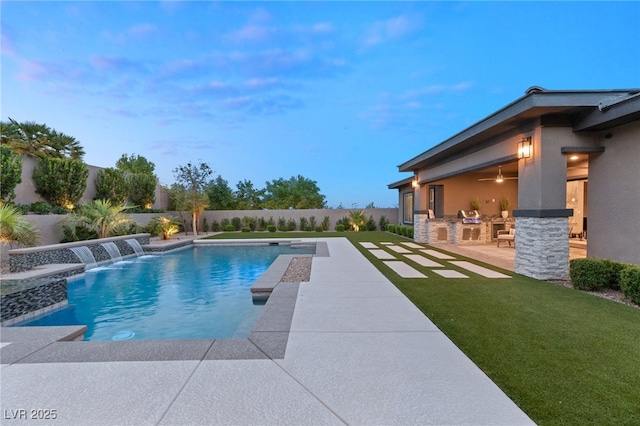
17 245 313 341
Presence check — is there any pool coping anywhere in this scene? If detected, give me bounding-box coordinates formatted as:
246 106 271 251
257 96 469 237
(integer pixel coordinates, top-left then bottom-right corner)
0 241 329 364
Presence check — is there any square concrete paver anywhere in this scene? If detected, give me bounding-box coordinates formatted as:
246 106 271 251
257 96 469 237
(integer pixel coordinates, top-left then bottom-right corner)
403 254 443 268
383 261 427 278
432 269 469 278
449 261 511 278
160 360 343 425
0 361 199 425
359 242 378 249
369 249 396 259
401 242 424 249
387 245 412 254
420 249 456 259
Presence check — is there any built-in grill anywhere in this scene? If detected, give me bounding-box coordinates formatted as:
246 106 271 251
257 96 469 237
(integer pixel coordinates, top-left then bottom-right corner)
457 210 481 224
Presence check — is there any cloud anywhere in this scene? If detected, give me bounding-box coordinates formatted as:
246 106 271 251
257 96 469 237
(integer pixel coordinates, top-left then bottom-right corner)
1 28 16 57
363 15 420 47
226 24 274 44
128 23 158 38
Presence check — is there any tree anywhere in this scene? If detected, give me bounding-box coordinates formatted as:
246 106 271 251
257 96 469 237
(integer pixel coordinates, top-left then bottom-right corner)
262 175 326 209
348 210 367 232
0 145 23 202
95 168 128 204
1 118 85 160
128 173 157 209
235 179 264 210
172 161 213 235
205 175 237 210
115 153 157 209
0 203 39 272
115 153 156 175
33 157 89 208
61 200 132 239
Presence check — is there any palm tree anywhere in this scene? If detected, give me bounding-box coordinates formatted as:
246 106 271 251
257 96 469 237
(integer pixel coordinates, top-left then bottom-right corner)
0 203 39 272
1 118 85 160
62 200 132 239
348 210 367 232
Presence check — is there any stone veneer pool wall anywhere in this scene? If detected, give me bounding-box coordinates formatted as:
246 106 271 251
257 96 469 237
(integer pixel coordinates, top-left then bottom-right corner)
8 234 150 273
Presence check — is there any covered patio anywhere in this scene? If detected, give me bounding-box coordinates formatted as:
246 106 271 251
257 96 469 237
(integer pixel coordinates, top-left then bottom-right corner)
390 87 640 280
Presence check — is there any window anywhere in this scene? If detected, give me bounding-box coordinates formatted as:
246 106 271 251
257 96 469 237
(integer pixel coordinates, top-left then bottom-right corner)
403 192 414 224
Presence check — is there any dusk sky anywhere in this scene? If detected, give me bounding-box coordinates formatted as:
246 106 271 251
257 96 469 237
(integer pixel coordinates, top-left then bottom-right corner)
2 1 638 208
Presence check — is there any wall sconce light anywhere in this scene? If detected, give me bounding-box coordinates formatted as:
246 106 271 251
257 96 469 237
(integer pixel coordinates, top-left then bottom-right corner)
412 176 419 188
495 166 504 183
518 136 532 159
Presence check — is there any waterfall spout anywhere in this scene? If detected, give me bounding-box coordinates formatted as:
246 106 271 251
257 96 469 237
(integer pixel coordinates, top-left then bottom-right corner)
70 246 98 269
101 242 122 262
125 239 145 256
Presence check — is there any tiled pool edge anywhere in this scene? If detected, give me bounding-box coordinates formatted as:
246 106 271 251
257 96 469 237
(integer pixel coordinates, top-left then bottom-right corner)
0 241 329 364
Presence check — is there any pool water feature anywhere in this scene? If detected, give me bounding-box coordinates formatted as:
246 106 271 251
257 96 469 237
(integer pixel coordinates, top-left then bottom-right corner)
15 244 314 341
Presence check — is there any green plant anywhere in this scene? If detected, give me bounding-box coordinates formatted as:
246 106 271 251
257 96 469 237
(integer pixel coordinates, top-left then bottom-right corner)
315 226 323 232
348 210 366 231
570 258 610 291
257 217 267 231
267 224 276 232
149 215 180 240
201 217 209 233
0 145 23 202
241 227 251 232
231 217 242 231
366 215 376 231
33 157 89 208
378 215 389 232
242 216 256 231
299 217 308 231
223 224 235 232
620 264 640 305
221 218 230 229
470 196 480 211
29 201 52 215
336 224 345 232
386 224 396 233
0 203 38 246
51 205 71 215
211 220 220 232
95 167 128 205
499 195 511 212
267 217 275 227
286 218 297 231
321 215 330 230
61 199 132 239
309 216 317 230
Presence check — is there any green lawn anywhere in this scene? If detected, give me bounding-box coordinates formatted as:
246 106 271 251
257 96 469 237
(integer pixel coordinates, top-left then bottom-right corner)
207 231 640 425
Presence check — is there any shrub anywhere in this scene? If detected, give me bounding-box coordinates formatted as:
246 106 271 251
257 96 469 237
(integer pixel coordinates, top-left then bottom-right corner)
366 215 376 231
51 206 70 215
267 225 276 233
267 216 275 227
0 145 22 202
336 216 350 231
221 218 230 229
378 215 389 232
33 157 88 208
321 215 330 230
223 224 235 232
299 217 308 231
201 218 209 233
127 173 156 209
620 264 640 305
211 220 220 232
241 227 251 233
95 168 128 205
257 217 267 231
386 224 395 233
570 259 611 291
309 216 317 230
149 215 180 240
277 217 287 231
315 226 323 232
30 201 52 215
14 204 30 215
231 217 242 231
286 218 297 231
242 216 256 231
336 224 345 232
602 259 626 290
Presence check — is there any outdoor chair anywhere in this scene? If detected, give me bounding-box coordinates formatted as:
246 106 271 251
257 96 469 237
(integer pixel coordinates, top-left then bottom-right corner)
496 227 515 247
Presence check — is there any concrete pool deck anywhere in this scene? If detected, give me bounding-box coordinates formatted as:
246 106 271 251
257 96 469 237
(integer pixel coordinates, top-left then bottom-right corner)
0 237 534 425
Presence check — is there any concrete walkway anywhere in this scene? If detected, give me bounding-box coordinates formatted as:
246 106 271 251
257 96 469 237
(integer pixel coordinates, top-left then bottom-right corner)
1 238 534 425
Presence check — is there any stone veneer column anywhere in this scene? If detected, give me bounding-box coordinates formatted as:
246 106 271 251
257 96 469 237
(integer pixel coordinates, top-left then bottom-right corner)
413 213 429 243
514 216 569 280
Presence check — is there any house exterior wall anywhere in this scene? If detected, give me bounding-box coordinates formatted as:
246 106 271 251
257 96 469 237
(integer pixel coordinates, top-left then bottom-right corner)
587 121 640 264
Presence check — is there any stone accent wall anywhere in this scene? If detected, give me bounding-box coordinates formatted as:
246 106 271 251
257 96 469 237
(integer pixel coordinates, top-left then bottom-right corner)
514 217 569 280
452 223 487 244
9 234 150 272
1 278 67 322
413 215 454 244
413 213 428 243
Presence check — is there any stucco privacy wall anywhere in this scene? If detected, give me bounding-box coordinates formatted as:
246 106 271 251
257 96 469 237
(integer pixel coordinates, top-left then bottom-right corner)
11 155 169 210
21 209 399 246
588 121 640 264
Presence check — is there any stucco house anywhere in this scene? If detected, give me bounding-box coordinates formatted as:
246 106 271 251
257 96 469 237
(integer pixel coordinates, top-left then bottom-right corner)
389 87 640 280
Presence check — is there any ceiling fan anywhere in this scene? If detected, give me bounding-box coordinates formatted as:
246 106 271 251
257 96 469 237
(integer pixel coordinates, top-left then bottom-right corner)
478 166 518 182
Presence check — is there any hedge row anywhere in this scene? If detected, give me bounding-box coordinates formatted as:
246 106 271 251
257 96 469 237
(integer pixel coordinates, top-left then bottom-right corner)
569 258 640 305
386 224 414 239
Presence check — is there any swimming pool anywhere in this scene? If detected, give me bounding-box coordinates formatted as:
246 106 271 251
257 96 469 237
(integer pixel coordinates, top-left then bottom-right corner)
15 244 314 341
